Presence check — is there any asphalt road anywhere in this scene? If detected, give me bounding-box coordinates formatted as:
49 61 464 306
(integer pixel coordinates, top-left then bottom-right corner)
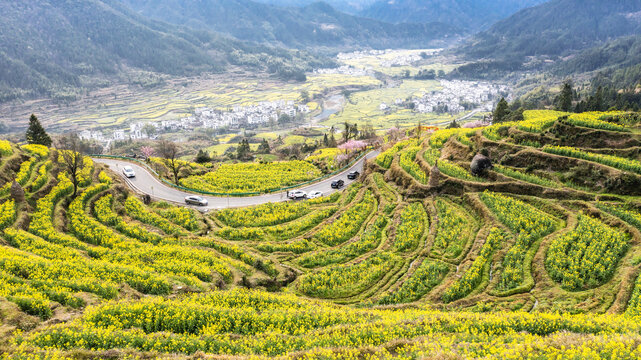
94 150 380 210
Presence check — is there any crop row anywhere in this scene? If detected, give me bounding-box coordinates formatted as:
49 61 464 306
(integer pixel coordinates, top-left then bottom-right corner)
399 146 427 184
298 216 387 268
438 160 483 182
432 198 475 259
297 252 401 299
20 144 50 158
3 227 173 297
0 139 12 156
372 173 397 214
546 214 628 291
517 110 569 133
158 206 199 231
30 160 53 192
180 160 322 193
375 139 417 169
429 128 476 149
312 191 375 246
0 199 16 230
29 173 90 251
442 227 505 303
94 195 162 244
543 145 641 175
563 112 629 132
494 165 559 188
480 191 559 290
216 207 337 241
378 259 449 304
393 202 427 252
256 239 316 254
124 196 184 235
596 203 641 233
17 288 640 357
215 201 310 228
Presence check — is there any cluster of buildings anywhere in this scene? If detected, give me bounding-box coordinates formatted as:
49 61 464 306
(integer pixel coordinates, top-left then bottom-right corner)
313 65 373 77
184 100 310 129
410 80 509 114
79 100 311 147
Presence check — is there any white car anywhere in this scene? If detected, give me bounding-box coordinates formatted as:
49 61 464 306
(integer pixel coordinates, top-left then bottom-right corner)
288 190 307 200
308 191 323 199
122 166 136 178
185 195 208 206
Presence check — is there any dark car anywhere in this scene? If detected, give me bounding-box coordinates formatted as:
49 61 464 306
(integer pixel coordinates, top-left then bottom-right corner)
185 195 208 206
347 171 360 180
331 179 344 189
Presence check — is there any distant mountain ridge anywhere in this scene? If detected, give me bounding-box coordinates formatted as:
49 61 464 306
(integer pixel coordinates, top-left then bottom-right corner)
252 0 378 13
0 0 332 102
358 0 547 31
118 0 461 49
462 0 641 60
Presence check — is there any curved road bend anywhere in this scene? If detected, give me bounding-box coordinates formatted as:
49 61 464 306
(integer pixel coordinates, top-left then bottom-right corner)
94 150 380 210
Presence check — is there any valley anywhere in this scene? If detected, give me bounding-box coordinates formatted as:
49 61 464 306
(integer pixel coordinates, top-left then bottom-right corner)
4 0 641 358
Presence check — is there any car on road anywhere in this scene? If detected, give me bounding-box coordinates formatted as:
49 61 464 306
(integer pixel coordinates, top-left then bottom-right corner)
331 179 344 189
185 195 208 206
347 171 360 180
122 166 136 178
288 190 307 200
308 191 323 199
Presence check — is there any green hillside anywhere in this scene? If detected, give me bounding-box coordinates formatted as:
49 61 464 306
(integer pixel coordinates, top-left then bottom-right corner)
2 110 641 357
0 0 332 102
118 0 461 48
360 0 546 31
462 0 641 60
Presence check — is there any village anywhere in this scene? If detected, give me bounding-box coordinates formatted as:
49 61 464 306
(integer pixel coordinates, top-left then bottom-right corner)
409 80 509 114
78 100 311 148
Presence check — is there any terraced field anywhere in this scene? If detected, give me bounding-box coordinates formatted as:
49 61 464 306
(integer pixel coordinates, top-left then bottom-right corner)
3 110 641 358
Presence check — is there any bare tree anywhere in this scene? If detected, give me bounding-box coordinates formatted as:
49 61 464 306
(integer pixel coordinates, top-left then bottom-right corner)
156 139 182 185
56 134 84 196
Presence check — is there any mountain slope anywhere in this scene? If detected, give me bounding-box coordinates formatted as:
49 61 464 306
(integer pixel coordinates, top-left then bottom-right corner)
0 0 330 102
359 0 546 31
461 0 641 60
118 0 460 49
253 0 378 13
554 36 641 76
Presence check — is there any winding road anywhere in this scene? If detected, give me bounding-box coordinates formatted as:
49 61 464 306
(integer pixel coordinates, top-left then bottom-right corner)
94 150 380 210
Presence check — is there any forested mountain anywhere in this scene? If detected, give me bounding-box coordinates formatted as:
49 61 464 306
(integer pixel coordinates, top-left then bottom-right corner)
0 0 333 102
554 36 641 76
253 0 378 13
461 0 641 60
359 0 546 31
118 0 460 49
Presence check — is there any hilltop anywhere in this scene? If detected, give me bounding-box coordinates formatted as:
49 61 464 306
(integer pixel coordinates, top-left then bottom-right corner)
359 0 546 32
0 0 334 102
1 110 641 357
118 0 460 48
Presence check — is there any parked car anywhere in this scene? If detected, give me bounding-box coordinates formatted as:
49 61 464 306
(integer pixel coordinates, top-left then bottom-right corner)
331 179 345 189
288 190 307 200
347 171 360 180
122 166 136 178
308 191 323 199
185 195 208 206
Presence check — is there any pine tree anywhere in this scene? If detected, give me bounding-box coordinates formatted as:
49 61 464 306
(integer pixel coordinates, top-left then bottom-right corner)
237 139 251 160
556 80 573 112
493 98 510 123
25 114 52 147
258 138 270 154
194 149 211 164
